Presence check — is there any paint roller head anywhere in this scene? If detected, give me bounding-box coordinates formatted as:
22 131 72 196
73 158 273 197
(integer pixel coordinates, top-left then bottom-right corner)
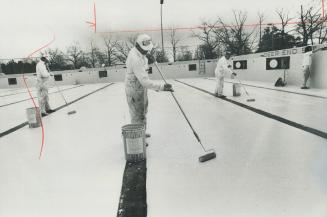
247 98 255 102
198 151 216 163
67 110 77 115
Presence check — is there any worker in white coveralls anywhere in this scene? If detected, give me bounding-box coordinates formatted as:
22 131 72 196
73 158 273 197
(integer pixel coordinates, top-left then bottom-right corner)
36 57 55 116
214 51 237 98
301 46 313 89
125 34 173 139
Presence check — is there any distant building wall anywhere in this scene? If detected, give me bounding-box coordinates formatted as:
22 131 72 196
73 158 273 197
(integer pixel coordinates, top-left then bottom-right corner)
232 47 305 86
311 47 327 88
0 60 216 89
232 45 327 88
1 45 326 89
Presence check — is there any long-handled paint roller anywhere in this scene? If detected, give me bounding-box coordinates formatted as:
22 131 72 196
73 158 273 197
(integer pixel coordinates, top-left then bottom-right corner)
54 84 77 115
153 62 216 163
235 77 255 102
47 66 77 115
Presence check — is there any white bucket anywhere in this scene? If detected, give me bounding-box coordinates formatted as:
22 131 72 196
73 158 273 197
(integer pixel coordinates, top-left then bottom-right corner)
122 124 146 162
26 107 41 128
233 83 241 96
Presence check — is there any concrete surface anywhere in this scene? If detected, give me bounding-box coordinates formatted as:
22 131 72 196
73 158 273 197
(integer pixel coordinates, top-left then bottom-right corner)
0 79 326 217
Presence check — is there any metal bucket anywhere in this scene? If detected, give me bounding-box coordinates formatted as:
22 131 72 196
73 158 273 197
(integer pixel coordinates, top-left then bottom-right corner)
26 107 41 128
122 124 146 162
233 83 241 96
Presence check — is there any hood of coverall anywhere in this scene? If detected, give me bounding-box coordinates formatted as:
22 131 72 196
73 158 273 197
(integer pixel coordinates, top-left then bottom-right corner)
136 34 154 54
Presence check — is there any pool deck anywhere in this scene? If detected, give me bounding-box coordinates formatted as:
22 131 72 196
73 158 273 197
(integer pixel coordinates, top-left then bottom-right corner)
1 78 326 217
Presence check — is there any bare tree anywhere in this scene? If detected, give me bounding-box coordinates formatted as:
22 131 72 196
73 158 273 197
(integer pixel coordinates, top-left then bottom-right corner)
296 5 327 45
193 20 220 59
89 40 98 68
169 27 181 62
317 21 327 43
66 42 83 69
41 48 67 70
102 35 118 66
177 46 193 61
276 9 293 48
115 35 137 63
257 12 265 45
215 11 257 55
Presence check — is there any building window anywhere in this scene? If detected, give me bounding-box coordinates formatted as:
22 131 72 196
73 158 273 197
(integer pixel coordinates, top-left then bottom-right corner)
8 78 17 85
99 70 108 78
188 64 197 71
54 74 63 81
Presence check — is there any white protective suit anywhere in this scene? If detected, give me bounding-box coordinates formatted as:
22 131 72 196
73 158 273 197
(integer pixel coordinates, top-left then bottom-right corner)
301 51 312 87
214 56 233 95
125 47 164 128
36 60 51 113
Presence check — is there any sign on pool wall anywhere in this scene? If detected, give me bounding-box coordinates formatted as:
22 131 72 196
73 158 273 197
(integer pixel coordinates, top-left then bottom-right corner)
262 47 306 58
266 56 290 70
233 60 247 69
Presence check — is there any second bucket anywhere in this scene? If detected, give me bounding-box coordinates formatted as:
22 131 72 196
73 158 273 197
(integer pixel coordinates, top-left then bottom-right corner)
26 107 41 128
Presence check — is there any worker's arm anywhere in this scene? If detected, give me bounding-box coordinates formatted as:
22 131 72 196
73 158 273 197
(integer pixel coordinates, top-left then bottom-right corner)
221 60 234 76
132 59 164 91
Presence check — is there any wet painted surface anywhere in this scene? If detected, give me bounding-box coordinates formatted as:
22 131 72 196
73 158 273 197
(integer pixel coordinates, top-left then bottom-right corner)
0 80 326 217
181 78 327 133
0 83 127 217
0 84 105 133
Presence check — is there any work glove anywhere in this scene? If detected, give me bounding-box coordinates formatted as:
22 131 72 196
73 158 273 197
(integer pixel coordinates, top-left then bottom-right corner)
231 72 237 79
146 53 156 64
163 83 174 92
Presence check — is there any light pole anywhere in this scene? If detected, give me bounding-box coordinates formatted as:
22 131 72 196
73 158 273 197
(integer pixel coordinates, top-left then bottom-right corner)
267 23 274 50
160 0 164 54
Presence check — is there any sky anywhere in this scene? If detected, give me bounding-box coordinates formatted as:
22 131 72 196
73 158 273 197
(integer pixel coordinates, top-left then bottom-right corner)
0 0 321 59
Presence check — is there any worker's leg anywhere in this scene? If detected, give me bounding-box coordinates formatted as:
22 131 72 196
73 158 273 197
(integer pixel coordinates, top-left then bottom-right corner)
126 92 146 127
214 78 218 95
37 86 47 114
302 66 310 89
217 76 224 96
214 76 221 95
43 86 51 111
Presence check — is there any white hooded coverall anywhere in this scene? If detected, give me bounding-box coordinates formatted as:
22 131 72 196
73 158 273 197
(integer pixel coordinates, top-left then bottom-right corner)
36 60 51 113
214 56 233 95
125 47 164 128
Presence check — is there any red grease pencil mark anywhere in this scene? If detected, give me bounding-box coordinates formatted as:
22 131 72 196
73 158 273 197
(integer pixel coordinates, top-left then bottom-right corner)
86 2 96 33
323 0 325 18
22 34 55 160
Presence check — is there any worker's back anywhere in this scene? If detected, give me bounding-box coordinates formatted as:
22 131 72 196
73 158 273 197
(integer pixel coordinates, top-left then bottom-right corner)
215 56 231 77
36 60 50 85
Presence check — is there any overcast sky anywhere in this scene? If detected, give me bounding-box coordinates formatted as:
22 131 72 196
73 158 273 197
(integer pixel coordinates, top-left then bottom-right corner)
0 0 320 59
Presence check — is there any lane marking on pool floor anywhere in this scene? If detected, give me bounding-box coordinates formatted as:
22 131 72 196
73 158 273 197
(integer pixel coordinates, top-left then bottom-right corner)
0 83 114 138
116 160 147 217
204 77 327 99
0 85 84 108
176 79 327 140
0 85 59 98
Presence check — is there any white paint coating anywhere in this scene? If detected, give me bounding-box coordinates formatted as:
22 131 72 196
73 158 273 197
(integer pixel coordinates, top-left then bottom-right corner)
147 80 327 217
1 80 327 216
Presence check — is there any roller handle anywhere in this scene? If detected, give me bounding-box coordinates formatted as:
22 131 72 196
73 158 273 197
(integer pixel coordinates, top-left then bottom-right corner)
153 61 202 144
